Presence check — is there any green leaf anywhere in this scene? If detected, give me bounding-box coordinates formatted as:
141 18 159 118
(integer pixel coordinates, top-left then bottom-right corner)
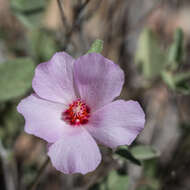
161 71 190 94
136 159 160 190
174 71 190 83
100 171 129 190
174 72 190 94
11 0 46 12
29 29 58 61
115 147 141 166
161 71 176 90
0 58 35 102
135 28 166 79
136 185 157 190
168 28 184 66
130 145 160 160
15 12 44 29
136 162 160 190
88 39 104 53
11 0 46 28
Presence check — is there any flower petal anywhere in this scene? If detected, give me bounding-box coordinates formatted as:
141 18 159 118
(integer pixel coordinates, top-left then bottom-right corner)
74 53 124 110
48 128 101 174
32 52 76 104
87 100 145 148
17 94 74 143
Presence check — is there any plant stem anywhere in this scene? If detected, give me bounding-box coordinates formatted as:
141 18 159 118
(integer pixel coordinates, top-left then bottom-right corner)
28 157 50 190
57 0 69 29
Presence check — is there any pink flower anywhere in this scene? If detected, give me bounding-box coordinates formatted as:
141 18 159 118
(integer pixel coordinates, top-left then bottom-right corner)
17 52 145 174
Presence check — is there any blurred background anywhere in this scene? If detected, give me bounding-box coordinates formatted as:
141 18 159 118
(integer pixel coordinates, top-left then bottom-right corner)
1 0 190 189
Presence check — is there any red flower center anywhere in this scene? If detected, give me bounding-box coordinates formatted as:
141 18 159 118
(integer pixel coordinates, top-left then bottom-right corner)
62 99 90 126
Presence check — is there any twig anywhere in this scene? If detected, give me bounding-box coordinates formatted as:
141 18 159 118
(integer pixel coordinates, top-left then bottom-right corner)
57 0 69 29
28 157 50 190
77 0 91 13
62 0 91 50
81 0 102 22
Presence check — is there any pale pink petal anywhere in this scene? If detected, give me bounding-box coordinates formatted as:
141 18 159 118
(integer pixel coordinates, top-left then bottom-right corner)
87 100 145 148
74 53 124 111
32 52 76 104
48 128 101 174
17 94 75 143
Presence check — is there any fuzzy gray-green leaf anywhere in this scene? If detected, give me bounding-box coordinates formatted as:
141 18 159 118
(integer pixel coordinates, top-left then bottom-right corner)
135 28 166 79
130 145 160 160
0 58 35 102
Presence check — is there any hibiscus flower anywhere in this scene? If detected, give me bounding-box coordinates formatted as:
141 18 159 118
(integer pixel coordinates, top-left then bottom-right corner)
17 52 145 174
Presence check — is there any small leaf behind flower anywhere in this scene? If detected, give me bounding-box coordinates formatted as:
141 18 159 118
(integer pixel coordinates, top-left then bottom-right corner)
130 145 160 160
88 39 103 53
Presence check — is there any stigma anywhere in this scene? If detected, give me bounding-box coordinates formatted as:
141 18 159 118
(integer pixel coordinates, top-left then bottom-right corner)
62 99 90 126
